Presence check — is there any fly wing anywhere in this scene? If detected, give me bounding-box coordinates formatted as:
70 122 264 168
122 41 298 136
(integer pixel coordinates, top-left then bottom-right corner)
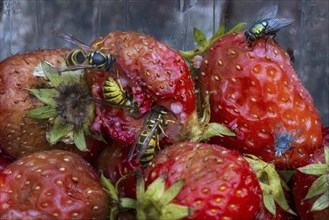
273 122 284 139
264 18 295 33
288 127 304 141
55 32 94 52
255 5 278 22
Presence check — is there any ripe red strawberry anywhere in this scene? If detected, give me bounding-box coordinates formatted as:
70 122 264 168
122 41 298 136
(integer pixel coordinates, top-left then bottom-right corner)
0 50 103 161
293 147 329 219
0 150 109 219
198 31 323 169
94 142 142 198
139 142 262 219
86 32 197 145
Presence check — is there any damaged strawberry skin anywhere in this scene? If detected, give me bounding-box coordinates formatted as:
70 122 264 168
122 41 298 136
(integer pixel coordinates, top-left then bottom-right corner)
87 32 197 145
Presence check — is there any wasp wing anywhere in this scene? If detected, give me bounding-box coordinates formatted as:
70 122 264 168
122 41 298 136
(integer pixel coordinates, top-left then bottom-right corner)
264 18 295 34
55 32 94 52
53 64 93 73
137 121 160 160
255 5 278 22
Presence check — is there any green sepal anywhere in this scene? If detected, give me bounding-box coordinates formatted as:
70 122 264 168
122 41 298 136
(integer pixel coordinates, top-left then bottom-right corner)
263 192 276 216
120 198 137 210
26 106 57 119
210 23 225 43
193 27 207 47
145 175 166 202
101 173 119 201
179 22 246 62
244 155 296 216
298 164 328 176
311 191 329 211
324 146 329 164
28 88 58 107
226 22 247 34
158 180 185 207
41 61 62 87
160 203 190 220
73 128 87 151
202 122 236 140
305 174 328 200
49 116 74 145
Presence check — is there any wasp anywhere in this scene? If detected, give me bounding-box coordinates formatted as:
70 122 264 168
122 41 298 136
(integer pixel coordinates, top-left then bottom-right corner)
245 5 294 47
128 106 178 166
55 32 116 72
272 123 304 160
102 74 141 114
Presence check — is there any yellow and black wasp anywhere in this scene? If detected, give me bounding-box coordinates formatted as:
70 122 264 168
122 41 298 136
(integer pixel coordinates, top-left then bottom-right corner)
102 74 141 114
55 32 116 72
245 5 294 47
128 106 178 166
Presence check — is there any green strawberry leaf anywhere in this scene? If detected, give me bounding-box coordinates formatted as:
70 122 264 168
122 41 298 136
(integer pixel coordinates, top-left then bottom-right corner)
305 174 328 200
311 191 329 211
193 27 207 47
41 61 62 87
26 106 57 119
49 116 74 144
28 88 58 107
73 128 87 151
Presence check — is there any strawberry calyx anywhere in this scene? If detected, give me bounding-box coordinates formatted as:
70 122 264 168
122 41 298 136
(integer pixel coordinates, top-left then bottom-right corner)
134 170 190 220
244 154 296 216
188 92 235 142
26 61 99 151
101 170 191 220
179 23 246 64
298 146 329 211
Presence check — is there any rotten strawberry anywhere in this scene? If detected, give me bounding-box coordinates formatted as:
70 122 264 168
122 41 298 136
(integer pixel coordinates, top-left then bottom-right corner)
0 150 109 219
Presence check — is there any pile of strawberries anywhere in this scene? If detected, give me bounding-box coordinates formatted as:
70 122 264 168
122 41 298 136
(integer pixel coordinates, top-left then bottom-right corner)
0 23 328 220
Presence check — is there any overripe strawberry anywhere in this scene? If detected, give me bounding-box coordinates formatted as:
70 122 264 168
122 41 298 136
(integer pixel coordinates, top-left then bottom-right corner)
0 50 103 161
94 141 142 198
197 31 323 169
0 208 56 220
0 148 14 171
0 150 109 219
138 142 262 219
86 32 198 145
293 147 329 219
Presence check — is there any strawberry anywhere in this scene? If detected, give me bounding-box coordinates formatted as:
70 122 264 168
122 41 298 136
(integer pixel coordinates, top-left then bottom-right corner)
323 126 329 146
136 142 262 219
0 150 109 219
197 31 323 169
86 32 198 145
94 141 142 198
293 146 329 219
0 50 103 161
0 148 14 171
0 208 56 220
